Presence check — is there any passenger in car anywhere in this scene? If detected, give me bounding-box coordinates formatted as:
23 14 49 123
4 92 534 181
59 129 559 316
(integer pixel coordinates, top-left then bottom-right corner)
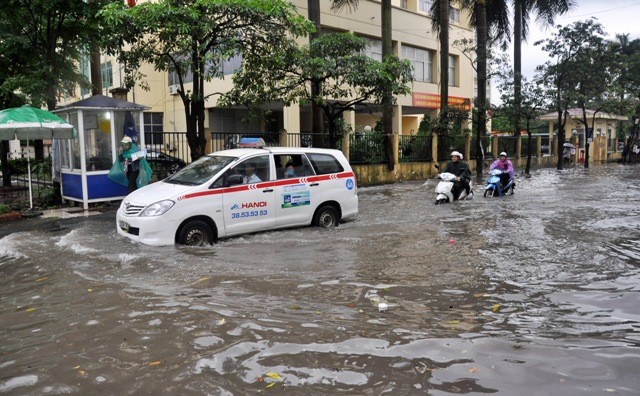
243 162 262 184
284 161 297 178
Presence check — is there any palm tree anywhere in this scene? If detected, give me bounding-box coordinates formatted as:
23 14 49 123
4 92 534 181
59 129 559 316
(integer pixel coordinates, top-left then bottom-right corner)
476 0 487 177
512 1 575 138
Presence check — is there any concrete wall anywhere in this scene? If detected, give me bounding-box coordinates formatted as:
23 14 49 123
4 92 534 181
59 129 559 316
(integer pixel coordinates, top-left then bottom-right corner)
354 155 564 186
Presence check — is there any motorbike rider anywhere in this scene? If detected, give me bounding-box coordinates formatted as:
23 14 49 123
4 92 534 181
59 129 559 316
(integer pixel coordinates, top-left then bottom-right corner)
489 152 515 190
443 151 471 199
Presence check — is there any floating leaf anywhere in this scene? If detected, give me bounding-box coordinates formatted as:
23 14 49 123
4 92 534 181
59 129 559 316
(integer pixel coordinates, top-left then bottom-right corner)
148 361 161 366
288 304 300 310
36 277 48 282
265 372 282 381
468 367 480 374
216 318 226 326
25 307 36 313
491 304 501 313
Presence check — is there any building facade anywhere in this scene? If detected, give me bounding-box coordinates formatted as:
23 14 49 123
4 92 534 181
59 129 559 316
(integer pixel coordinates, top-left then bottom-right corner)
66 0 478 160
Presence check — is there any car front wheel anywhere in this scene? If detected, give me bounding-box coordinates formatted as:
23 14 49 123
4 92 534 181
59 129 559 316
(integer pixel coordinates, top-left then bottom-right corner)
177 220 214 246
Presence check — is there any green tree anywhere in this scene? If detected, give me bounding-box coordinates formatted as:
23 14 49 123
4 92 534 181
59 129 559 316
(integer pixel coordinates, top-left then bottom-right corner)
511 1 574 139
223 33 413 149
609 34 640 162
496 67 547 174
0 0 106 162
537 19 617 169
100 0 312 161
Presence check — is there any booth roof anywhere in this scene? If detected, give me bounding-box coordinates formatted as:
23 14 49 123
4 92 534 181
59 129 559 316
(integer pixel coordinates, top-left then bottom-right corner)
54 94 149 112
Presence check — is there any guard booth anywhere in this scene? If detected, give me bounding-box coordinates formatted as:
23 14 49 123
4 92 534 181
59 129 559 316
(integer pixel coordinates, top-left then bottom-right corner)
54 95 149 209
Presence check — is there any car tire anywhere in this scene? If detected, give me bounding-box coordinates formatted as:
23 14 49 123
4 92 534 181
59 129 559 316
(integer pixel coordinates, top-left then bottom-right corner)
313 205 339 228
177 220 214 246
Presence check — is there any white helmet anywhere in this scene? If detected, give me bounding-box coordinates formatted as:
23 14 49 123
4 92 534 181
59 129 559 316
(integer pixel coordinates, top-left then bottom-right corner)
499 151 508 157
451 151 463 160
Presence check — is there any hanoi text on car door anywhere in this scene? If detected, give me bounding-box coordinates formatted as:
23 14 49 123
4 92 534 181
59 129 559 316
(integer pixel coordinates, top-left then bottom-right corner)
220 155 276 236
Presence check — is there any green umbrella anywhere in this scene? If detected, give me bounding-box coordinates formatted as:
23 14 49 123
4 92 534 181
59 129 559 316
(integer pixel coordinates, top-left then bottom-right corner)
0 106 75 212
0 106 74 140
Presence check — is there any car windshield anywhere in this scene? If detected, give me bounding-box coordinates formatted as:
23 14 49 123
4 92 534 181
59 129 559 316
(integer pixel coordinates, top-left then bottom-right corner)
164 155 236 185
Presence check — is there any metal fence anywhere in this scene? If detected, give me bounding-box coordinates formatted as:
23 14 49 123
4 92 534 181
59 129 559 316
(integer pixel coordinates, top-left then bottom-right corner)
497 136 518 157
349 133 386 164
3 130 615 208
399 134 432 162
1 158 56 209
470 135 492 160
438 134 466 161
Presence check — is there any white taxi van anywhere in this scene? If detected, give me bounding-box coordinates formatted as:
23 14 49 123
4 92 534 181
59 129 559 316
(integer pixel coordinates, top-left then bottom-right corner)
116 139 358 246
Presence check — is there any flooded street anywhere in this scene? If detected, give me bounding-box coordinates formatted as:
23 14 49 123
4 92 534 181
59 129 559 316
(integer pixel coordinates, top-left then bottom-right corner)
1 163 639 394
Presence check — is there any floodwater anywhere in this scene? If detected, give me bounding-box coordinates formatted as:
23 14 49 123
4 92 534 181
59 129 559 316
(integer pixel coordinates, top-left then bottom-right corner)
1 163 639 395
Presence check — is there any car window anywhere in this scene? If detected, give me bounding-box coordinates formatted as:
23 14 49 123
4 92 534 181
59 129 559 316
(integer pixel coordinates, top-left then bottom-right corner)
211 154 271 187
274 154 314 179
165 155 235 185
307 153 344 175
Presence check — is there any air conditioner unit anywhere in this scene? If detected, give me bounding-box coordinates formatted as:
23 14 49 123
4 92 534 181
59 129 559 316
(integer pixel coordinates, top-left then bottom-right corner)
168 85 179 95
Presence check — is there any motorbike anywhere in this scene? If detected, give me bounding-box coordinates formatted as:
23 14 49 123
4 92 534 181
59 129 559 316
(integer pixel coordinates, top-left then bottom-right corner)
484 169 514 197
433 168 473 205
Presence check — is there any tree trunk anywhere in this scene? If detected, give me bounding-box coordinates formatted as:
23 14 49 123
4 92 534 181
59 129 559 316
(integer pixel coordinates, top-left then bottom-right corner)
513 1 522 137
90 46 102 96
525 123 532 174
381 0 394 170
475 0 486 177
308 0 324 144
438 0 449 134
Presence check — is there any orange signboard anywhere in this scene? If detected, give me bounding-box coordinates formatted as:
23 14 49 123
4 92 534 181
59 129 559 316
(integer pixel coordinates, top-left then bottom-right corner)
412 93 471 111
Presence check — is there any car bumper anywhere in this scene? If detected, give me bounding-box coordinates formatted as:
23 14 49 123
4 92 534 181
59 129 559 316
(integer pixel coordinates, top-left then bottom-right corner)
116 210 178 246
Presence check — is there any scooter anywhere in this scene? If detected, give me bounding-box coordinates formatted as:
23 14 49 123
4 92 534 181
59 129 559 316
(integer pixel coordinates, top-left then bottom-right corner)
484 169 514 197
433 165 473 205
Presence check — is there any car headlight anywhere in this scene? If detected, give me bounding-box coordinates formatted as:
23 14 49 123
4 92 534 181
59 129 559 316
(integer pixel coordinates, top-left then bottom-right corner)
139 200 175 217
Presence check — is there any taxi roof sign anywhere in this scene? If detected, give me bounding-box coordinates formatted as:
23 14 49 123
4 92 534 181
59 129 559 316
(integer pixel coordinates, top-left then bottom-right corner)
238 137 266 148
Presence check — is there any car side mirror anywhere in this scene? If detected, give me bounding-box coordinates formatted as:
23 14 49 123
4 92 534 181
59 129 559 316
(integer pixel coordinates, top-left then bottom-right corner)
226 174 243 186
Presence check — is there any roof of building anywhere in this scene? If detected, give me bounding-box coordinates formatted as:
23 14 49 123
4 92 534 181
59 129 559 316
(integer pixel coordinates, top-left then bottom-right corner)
539 108 627 121
54 94 149 112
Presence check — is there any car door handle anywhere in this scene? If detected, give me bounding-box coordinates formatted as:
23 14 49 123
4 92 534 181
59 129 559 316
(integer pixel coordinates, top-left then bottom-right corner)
310 183 320 187
262 189 274 193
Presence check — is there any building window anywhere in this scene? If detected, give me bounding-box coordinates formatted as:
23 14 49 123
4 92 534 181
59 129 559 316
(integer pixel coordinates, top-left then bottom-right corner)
419 0 433 12
144 112 164 145
168 55 193 86
448 55 457 86
449 6 460 23
220 54 242 75
402 45 432 83
101 61 113 89
400 0 408 8
362 36 382 61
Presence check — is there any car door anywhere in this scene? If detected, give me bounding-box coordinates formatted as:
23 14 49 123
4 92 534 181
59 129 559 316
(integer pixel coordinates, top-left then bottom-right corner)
272 153 317 227
220 154 276 236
